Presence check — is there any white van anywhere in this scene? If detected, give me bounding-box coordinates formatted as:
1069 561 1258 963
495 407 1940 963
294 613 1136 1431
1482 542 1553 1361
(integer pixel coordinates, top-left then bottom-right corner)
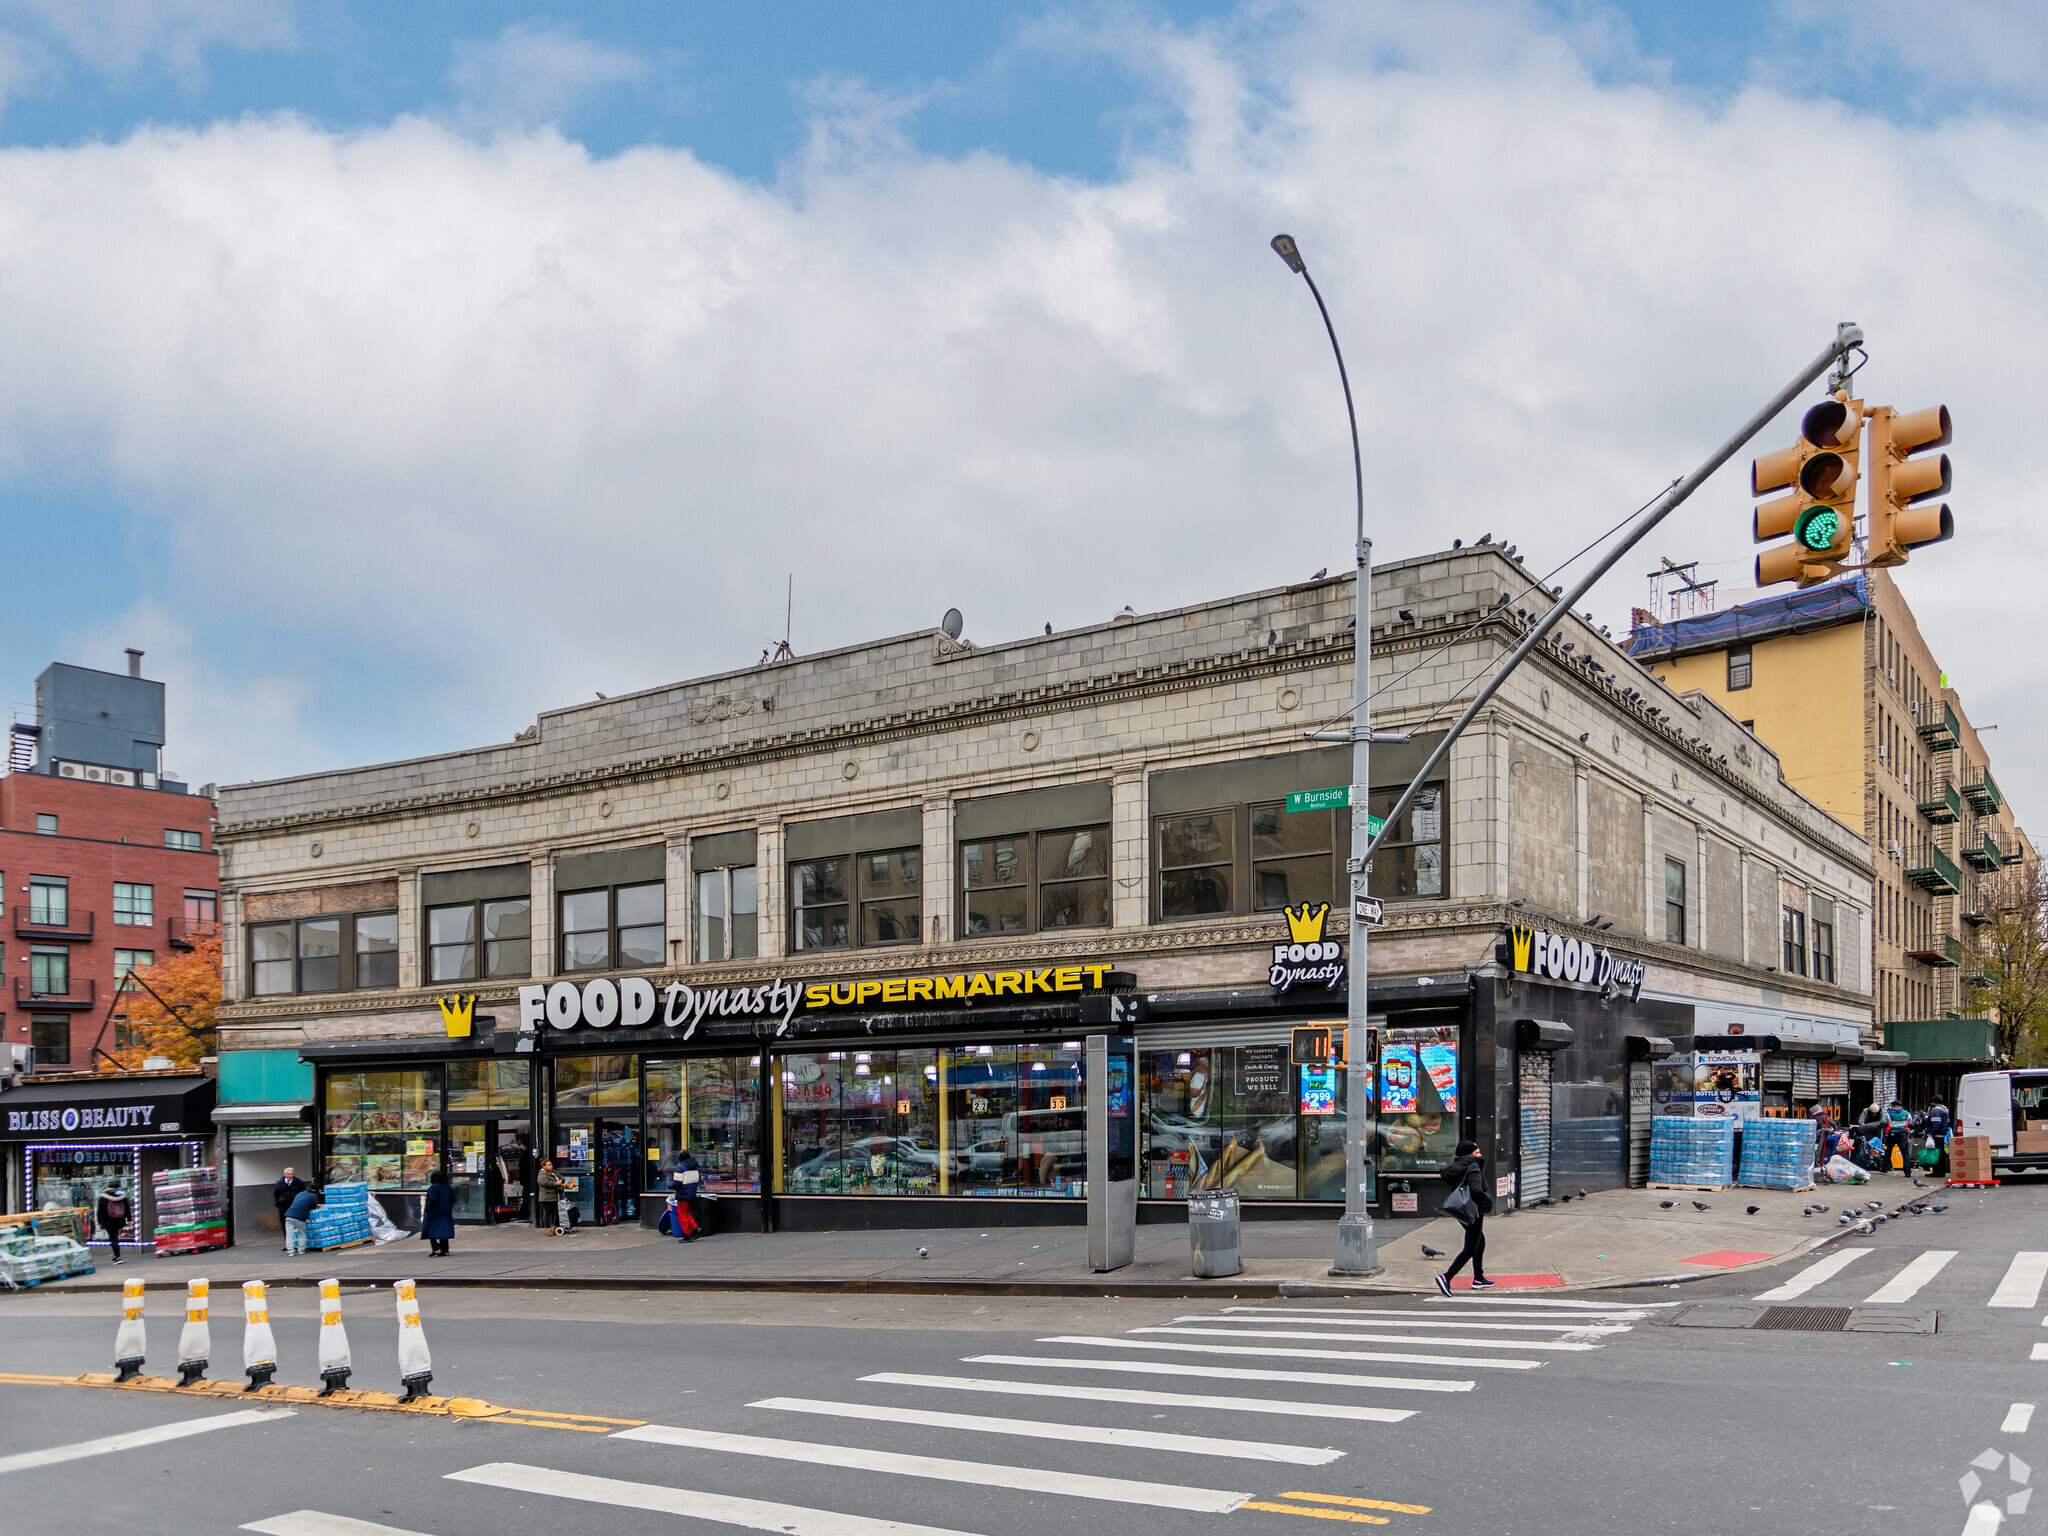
1958 1070 2048 1173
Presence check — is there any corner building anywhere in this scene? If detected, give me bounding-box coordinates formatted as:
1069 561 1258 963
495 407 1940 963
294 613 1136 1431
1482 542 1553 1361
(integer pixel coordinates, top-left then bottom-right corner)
214 544 1875 1232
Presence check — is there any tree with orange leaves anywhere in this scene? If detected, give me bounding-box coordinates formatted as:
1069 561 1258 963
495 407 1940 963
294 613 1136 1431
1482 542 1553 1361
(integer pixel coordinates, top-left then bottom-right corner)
103 932 221 1071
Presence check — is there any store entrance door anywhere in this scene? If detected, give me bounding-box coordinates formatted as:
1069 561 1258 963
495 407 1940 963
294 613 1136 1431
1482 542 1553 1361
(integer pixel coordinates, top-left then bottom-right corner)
444 1119 534 1223
558 1119 641 1226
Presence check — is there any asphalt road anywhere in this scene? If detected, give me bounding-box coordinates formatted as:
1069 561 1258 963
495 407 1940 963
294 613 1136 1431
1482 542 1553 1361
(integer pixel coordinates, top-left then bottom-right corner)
3 1177 2042 1536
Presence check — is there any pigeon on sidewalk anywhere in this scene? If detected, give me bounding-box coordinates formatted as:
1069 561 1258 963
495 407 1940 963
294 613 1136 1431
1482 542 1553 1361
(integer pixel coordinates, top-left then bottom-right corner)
1659 1200 1676 1208
1421 1244 1445 1258
1692 1201 1711 1211
1746 1206 1761 1215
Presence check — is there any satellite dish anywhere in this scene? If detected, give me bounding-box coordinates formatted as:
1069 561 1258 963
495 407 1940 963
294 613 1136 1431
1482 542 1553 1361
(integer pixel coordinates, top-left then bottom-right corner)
941 608 964 640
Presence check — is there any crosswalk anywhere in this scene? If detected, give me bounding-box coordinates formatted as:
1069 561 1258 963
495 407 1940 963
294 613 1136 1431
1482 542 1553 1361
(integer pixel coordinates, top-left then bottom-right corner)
240 1293 1660 1534
1754 1246 2048 1308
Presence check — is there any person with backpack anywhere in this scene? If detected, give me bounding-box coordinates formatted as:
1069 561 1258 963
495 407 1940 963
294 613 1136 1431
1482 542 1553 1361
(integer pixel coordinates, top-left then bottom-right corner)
670 1149 705 1242
96 1182 131 1265
1926 1098 1952 1177
1433 1141 1496 1295
1883 1101 1914 1176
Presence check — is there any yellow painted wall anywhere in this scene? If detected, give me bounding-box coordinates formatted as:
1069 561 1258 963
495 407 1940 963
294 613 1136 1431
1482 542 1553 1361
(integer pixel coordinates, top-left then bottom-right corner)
1656 620 1866 825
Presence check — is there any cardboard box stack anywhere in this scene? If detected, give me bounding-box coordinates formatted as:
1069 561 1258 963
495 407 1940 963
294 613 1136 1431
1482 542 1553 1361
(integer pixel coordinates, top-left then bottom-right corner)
2014 1117 2048 1155
1950 1134 1995 1183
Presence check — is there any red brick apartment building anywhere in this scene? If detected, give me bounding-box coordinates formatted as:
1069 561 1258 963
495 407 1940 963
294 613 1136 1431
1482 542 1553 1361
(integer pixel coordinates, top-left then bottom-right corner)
0 654 218 1073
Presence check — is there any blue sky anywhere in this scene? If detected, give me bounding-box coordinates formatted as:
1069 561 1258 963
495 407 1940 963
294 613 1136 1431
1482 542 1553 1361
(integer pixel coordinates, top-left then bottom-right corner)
0 0 2043 801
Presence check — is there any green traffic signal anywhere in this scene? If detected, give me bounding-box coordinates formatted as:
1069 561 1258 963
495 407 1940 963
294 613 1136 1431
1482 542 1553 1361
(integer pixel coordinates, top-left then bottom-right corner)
1795 507 1840 552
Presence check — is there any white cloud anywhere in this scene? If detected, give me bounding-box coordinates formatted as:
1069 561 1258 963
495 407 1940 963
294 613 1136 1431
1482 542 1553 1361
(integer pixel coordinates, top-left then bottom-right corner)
0 0 2040 813
0 0 294 80
448 21 646 132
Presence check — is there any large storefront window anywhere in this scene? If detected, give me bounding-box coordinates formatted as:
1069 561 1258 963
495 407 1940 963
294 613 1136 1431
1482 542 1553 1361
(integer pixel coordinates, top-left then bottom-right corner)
323 1068 442 1190
1141 1044 1349 1200
646 1057 762 1195
1375 1024 1461 1175
555 1054 639 1110
777 1042 1086 1198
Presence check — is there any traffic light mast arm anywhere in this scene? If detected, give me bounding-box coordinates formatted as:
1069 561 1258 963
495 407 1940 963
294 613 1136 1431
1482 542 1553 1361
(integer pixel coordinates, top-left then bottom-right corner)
1362 323 1864 863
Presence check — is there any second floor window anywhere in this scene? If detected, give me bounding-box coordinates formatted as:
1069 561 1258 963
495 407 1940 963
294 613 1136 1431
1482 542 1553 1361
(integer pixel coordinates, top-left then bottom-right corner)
792 849 920 951
184 889 218 931
30 1017 67 1064
427 898 531 982
114 948 154 979
250 910 400 995
696 865 758 963
1781 906 1808 975
114 883 154 926
962 825 1110 936
560 882 665 972
1665 859 1687 945
1810 897 1835 983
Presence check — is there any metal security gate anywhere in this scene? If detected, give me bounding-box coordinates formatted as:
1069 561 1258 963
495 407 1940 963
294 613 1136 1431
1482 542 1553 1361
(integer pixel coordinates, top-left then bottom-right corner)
1628 1061 1652 1187
1518 1051 1551 1206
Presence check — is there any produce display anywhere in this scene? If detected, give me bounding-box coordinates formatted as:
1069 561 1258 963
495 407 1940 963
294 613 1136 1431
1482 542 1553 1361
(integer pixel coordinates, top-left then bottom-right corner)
153 1165 227 1256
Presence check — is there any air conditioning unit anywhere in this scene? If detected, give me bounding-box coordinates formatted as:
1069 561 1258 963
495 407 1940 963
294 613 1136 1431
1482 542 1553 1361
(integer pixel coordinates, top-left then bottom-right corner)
1890 840 1903 860
1911 700 1920 716
84 765 104 781
57 762 80 778
1878 744 1887 761
107 768 134 786
1888 668 1895 684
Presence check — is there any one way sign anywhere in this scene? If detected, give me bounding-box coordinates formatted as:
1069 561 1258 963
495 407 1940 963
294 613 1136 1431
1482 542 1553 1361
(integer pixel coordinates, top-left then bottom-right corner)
1352 895 1384 927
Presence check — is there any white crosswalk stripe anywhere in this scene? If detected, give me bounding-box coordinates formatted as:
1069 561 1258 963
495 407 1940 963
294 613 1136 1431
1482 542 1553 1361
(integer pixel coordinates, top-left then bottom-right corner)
965 1351 1487 1388
1031 1333 1559 1367
1990 1253 2048 1309
244 1515 435 1536
1861 1250 1958 1304
1752 1247 1872 1301
1161 1315 1634 1334
751 1395 1344 1464
1108 1326 1605 1352
859 1370 1418 1423
449 1463 991 1536
0 1408 294 1476
612 1422 1252 1511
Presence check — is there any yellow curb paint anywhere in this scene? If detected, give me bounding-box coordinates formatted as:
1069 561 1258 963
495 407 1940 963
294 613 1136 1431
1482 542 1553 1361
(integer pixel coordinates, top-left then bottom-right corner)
1280 1492 1432 1515
1241 1503 1389 1525
2 1370 645 1430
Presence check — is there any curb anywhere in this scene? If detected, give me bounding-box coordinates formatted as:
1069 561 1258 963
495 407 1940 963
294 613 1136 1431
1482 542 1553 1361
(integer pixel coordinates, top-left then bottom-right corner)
14 1273 1293 1301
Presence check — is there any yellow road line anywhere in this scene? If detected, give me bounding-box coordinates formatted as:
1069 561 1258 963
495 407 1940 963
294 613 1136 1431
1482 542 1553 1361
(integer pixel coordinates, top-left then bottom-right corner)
1280 1492 1432 1516
1242 1502 1389 1526
0 1371 644 1431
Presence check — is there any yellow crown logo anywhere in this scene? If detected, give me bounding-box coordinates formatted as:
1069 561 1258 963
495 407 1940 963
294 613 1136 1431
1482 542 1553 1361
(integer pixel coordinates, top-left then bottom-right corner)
1509 925 1534 973
1283 902 1330 944
437 993 476 1038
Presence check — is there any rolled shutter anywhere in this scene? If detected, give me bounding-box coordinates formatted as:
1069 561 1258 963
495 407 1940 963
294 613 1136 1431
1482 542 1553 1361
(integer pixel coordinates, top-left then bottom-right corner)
1518 1051 1551 1205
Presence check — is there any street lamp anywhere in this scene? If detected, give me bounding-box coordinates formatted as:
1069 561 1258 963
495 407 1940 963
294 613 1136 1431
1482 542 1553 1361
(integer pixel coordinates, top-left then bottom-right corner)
1270 232 1377 1275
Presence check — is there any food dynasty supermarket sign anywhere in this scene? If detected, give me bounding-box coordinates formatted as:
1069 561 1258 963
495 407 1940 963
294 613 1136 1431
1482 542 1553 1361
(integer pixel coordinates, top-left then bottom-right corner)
1505 924 1647 1002
516 963 1121 1041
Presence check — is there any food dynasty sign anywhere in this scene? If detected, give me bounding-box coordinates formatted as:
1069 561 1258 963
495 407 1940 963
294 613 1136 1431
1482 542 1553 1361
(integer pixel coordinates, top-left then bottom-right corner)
1505 924 1647 1002
517 964 1122 1042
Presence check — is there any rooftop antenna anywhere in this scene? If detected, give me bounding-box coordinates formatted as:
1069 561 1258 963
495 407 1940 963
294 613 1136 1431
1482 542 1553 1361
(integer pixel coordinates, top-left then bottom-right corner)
764 574 796 664
1648 556 1717 622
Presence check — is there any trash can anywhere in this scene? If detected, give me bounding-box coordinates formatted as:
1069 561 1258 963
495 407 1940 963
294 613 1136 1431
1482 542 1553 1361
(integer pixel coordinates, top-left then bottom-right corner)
1188 1189 1242 1278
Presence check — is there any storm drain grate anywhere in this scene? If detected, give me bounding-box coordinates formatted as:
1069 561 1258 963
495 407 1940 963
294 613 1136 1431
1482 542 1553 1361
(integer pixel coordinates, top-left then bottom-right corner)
1754 1305 1853 1332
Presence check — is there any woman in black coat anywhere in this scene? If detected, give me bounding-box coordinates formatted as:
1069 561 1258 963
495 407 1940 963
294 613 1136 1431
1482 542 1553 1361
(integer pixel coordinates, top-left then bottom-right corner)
1434 1140 1495 1294
421 1169 457 1257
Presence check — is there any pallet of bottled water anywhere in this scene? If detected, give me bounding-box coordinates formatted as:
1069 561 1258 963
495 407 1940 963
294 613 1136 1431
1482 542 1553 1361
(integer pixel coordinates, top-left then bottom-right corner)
307 1182 374 1249
1648 1115 1736 1187
1738 1118 1818 1190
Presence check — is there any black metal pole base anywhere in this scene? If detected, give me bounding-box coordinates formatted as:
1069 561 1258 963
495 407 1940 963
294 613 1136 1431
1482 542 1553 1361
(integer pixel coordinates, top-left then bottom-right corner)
317 1368 352 1398
398 1372 433 1404
244 1364 277 1392
176 1360 208 1387
114 1359 144 1383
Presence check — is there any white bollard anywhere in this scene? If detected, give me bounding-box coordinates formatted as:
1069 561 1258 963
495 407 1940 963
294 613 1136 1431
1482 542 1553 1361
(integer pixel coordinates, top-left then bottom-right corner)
176 1278 210 1387
113 1277 146 1381
394 1278 433 1402
316 1277 352 1396
242 1280 278 1391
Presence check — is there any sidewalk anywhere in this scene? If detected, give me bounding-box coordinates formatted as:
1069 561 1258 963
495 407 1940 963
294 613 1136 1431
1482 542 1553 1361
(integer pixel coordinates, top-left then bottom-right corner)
12 1179 1916 1299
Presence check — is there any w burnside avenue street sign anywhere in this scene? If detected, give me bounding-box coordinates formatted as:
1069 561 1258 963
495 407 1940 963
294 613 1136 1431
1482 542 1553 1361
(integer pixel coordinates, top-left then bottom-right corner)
1286 784 1385 837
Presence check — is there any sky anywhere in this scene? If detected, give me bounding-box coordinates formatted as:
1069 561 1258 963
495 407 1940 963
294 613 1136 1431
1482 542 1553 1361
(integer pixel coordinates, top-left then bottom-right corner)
0 0 2043 819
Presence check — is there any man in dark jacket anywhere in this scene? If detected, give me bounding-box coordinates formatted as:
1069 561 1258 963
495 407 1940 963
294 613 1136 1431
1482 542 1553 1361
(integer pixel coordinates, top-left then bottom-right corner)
1434 1141 1495 1295
96 1182 131 1265
670 1150 705 1242
283 1184 322 1256
273 1168 309 1252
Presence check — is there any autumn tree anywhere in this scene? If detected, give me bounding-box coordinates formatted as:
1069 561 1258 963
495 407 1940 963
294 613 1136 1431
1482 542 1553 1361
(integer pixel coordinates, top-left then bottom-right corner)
1966 860 2048 1066
104 932 222 1071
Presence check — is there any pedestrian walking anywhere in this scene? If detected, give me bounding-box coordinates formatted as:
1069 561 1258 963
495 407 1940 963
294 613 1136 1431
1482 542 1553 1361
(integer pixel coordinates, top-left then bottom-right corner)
421 1169 456 1257
1433 1140 1495 1295
283 1183 322 1256
273 1167 309 1252
670 1149 704 1242
536 1158 564 1233
95 1181 131 1265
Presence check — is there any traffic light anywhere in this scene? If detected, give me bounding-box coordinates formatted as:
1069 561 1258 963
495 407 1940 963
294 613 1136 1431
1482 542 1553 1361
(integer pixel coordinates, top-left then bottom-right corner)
1290 1025 1332 1066
1866 404 1953 567
1753 393 1862 588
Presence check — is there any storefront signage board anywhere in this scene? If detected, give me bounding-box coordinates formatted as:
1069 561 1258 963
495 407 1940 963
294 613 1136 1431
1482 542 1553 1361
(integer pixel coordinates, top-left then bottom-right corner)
1651 1051 1762 1119
1270 902 1346 993
1505 924 1647 1002
0 1077 214 1140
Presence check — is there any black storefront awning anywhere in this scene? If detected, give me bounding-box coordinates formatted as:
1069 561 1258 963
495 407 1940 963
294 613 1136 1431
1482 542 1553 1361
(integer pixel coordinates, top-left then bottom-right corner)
1516 1019 1575 1051
0 1074 215 1141
1627 1034 1678 1060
